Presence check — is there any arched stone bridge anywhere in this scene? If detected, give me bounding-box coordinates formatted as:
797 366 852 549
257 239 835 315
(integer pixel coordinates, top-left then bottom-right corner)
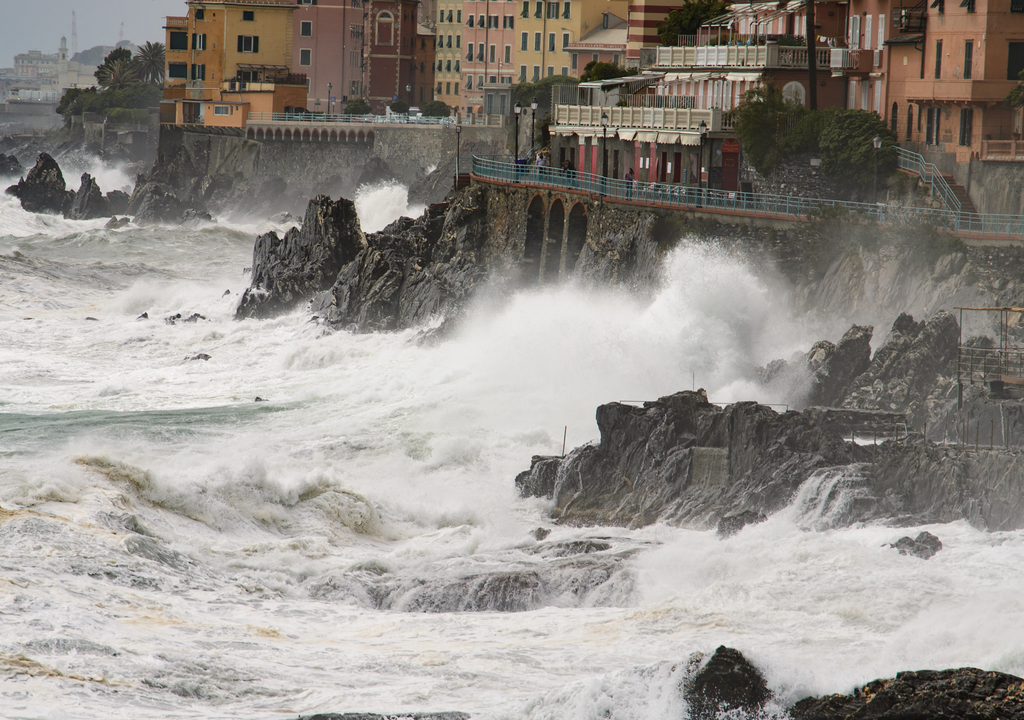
518 188 590 283
246 123 376 143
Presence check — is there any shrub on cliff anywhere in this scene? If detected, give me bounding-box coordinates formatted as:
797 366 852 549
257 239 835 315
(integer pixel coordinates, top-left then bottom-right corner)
421 100 451 117
731 80 805 175
818 110 897 192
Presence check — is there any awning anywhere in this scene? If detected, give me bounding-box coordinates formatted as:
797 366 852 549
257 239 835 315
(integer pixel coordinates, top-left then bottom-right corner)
636 131 659 143
655 132 701 146
664 70 763 83
236 63 289 70
618 129 637 141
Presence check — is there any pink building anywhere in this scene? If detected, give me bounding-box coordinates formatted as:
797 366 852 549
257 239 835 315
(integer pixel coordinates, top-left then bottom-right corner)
460 0 517 114
293 0 365 110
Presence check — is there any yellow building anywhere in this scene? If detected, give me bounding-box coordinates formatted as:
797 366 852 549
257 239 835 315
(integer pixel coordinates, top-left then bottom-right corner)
163 0 305 127
435 0 464 108
515 0 628 82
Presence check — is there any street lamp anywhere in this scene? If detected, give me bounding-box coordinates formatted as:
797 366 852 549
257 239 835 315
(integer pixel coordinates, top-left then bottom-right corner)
406 84 412 105
530 96 538 156
327 82 332 114
698 119 708 190
600 111 609 180
514 101 522 161
872 135 883 203
455 124 462 187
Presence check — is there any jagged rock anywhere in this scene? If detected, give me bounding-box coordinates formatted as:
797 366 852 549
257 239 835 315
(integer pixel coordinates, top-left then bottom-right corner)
127 181 186 224
64 173 110 220
686 646 771 720
716 511 766 538
0 153 23 177
5 153 73 214
179 208 213 227
187 353 211 361
105 190 130 215
890 531 942 559
806 324 873 406
298 713 470 720
236 195 365 319
791 668 1024 719
105 216 129 229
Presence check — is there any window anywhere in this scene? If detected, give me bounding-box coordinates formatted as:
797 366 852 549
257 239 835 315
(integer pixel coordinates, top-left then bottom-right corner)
961 0 975 11
169 32 188 51
535 1 543 17
190 63 206 80
504 45 511 62
440 8 444 22
562 32 569 48
532 65 540 80
906 105 913 141
478 74 484 87
454 83 459 95
547 2 558 18
547 66 554 76
1009 42 1024 80
300 49 312 65
563 1 570 18
446 81 451 94
438 58 443 71
592 53 598 62
477 45 484 60
437 81 443 94
534 32 541 51
192 33 206 49
456 35 461 47
457 9 462 21
468 42 474 60
959 107 973 145
613 53 619 65
242 10 254 20
296 0 317 4
301 21 312 37
571 53 577 69
455 60 460 71
925 107 935 144
504 16 514 28
490 44 496 62
521 1 529 17
194 8 204 19
468 14 474 27
964 41 973 79
168 62 187 79
446 34 452 48
214 105 229 116
1015 0 1024 11
519 65 527 81
548 33 555 51
447 9 453 22
521 32 528 51
934 39 942 78
446 59 451 71
237 35 259 53
490 14 498 27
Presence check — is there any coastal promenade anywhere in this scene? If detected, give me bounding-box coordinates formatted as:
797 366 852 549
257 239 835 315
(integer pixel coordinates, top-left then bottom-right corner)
470 156 1024 242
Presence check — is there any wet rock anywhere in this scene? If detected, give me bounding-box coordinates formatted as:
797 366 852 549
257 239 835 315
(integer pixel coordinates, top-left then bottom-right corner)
254 396 267 402
890 531 942 559
299 714 470 720
127 181 186 224
105 190 130 215
136 312 148 320
806 324 873 406
716 511 767 538
182 313 205 323
791 667 1024 719
0 153 24 177
685 646 771 720
64 173 110 220
179 208 213 227
5 153 73 214
187 353 211 362
236 194 365 319
105 216 130 229
532 527 551 541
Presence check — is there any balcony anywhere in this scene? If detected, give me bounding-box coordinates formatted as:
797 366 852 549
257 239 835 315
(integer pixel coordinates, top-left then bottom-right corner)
655 44 832 70
904 78 1017 104
165 16 188 27
553 104 725 133
982 140 1024 161
222 74 308 92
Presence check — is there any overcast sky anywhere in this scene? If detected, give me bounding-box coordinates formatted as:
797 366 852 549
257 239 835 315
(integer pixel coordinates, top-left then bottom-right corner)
0 0 183 65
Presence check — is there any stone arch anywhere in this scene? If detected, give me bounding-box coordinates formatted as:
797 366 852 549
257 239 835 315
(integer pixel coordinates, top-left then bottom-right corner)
246 128 255 139
284 128 292 141
330 129 338 141
890 102 898 134
366 130 375 143
565 202 587 274
275 128 283 140
348 130 356 142
312 129 320 141
782 81 806 107
543 199 565 281
523 195 546 282
302 129 311 141
357 129 366 143
255 128 264 140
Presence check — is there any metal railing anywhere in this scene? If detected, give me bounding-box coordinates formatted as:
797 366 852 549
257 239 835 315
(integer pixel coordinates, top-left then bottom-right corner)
247 111 456 125
958 347 1024 386
472 156 1024 237
655 44 831 69
553 105 724 132
896 146 961 214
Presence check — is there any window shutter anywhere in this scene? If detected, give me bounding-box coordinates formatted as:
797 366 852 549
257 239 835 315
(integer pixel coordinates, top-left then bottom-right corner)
253 36 259 53
238 35 244 52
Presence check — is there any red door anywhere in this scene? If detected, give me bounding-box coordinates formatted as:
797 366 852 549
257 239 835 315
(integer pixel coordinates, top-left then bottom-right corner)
721 139 740 192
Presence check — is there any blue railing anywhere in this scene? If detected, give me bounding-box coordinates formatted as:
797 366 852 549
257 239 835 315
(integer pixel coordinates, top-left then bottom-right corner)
471 156 1024 237
247 111 456 125
896 146 961 214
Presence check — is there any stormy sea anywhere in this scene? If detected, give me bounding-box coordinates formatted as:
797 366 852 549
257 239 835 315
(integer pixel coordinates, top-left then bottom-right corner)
3 168 1024 720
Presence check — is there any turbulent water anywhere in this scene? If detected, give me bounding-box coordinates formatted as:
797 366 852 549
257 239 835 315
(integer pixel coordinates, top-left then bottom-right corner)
4 174 1024 719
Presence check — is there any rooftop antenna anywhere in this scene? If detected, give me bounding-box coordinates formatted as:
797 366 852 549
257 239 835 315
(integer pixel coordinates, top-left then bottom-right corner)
119 22 124 45
72 11 78 56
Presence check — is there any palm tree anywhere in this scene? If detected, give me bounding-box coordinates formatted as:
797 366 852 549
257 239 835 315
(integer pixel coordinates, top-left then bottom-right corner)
133 41 166 85
97 58 138 90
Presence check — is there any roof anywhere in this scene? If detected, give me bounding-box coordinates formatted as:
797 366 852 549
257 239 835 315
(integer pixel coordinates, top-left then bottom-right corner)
577 72 665 90
570 25 627 49
187 0 294 5
417 22 435 36
884 34 925 45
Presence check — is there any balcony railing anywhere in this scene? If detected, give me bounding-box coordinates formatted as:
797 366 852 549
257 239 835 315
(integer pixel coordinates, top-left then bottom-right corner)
166 16 188 27
246 112 507 127
553 104 724 132
982 140 1024 161
958 347 1024 387
896 146 960 213
655 44 831 69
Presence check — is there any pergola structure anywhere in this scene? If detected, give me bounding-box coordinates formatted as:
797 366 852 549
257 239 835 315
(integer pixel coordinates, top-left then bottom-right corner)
956 306 1024 407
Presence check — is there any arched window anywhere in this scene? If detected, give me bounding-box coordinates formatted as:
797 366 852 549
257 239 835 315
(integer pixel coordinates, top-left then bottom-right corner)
782 81 806 107
376 11 394 46
891 102 898 133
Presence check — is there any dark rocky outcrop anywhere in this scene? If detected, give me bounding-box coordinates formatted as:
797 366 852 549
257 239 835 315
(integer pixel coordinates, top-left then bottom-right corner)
889 531 943 559
105 190 130 215
236 195 365 319
0 153 23 177
64 173 110 220
127 180 187 224
299 714 469 720
5 153 73 214
685 646 772 720
792 668 1024 719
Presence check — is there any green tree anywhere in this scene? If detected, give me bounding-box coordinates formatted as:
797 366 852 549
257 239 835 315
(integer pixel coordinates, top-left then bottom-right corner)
578 61 637 82
421 100 451 117
96 58 138 90
818 110 897 191
390 99 410 113
345 97 372 115
731 80 805 175
132 41 165 85
94 47 133 84
1006 69 1024 106
512 74 578 113
657 0 729 45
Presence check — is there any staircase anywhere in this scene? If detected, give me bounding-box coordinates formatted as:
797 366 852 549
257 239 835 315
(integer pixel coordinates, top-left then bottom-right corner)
940 172 978 215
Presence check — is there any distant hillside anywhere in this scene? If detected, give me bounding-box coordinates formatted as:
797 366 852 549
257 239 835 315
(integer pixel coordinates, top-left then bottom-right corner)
71 41 137 66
